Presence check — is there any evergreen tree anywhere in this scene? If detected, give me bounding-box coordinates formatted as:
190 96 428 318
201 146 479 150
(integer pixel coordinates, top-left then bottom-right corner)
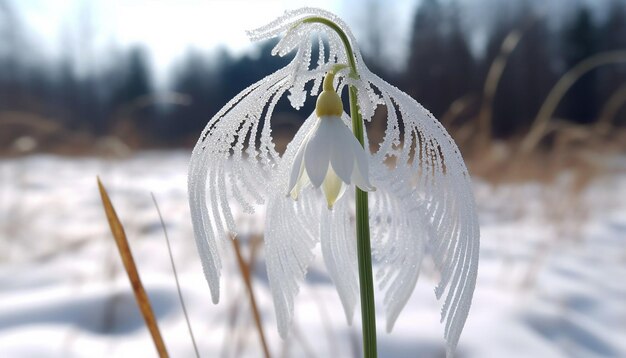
105 48 153 136
596 0 626 126
405 0 474 118
559 6 599 123
485 1 557 136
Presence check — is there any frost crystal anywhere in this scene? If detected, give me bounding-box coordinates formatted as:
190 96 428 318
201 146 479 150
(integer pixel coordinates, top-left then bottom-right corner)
188 7 479 356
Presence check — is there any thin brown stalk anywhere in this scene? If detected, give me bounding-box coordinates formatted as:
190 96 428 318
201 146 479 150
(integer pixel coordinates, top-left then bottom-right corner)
151 193 200 358
521 50 626 153
441 94 478 127
477 28 524 145
97 177 169 358
221 235 263 358
231 237 272 358
0 110 63 134
596 83 626 134
221 289 244 358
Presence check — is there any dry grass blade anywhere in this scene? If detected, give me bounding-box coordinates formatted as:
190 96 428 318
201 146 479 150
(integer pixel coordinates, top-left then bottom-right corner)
97 177 169 358
151 192 200 358
231 237 272 358
441 94 478 127
221 235 263 358
521 50 626 153
596 83 626 134
476 28 524 145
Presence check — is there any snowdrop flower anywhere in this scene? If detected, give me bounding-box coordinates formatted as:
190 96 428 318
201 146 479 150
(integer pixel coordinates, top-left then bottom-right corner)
188 8 479 356
289 71 375 208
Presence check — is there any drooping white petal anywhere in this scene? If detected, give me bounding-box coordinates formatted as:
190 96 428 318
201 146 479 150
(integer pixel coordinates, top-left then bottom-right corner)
189 12 337 306
369 182 426 332
265 193 319 338
350 155 375 194
326 115 356 184
351 164 375 192
189 67 295 303
264 112 323 338
304 119 332 187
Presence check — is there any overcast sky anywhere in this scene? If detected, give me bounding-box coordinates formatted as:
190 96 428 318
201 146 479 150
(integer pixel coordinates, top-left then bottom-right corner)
7 0 613 87
12 0 416 84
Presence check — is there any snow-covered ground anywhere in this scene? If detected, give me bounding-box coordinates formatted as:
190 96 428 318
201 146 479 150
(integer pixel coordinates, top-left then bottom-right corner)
0 151 624 357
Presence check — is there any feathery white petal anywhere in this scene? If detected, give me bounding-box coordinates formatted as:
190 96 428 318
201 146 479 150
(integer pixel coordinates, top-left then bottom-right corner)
320 199 358 324
189 67 291 304
366 73 479 355
265 194 319 338
264 112 321 338
368 183 427 332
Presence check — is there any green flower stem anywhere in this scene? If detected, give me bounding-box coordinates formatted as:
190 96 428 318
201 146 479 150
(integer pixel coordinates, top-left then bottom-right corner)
302 18 357 74
349 86 377 358
302 17 378 358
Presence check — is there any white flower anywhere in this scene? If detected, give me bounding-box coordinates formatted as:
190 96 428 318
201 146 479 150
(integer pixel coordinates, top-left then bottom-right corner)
288 81 375 208
288 114 375 207
188 8 479 356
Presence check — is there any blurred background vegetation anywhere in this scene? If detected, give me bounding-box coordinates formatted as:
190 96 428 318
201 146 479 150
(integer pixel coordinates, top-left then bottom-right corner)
0 0 625 165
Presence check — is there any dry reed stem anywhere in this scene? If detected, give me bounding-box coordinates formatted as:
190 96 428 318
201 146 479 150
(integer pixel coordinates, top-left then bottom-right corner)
97 177 169 358
477 28 524 145
521 50 626 153
151 193 200 358
222 235 263 358
596 83 626 134
220 235 263 358
441 94 478 127
0 111 63 134
231 237 272 358
221 287 244 358
113 92 191 121
0 111 91 156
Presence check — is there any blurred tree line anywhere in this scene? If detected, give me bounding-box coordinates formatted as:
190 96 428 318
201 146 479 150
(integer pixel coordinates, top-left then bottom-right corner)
0 0 625 152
